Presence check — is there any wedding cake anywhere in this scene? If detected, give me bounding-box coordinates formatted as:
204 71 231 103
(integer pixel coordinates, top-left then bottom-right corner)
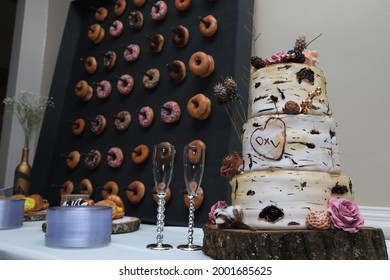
213 36 363 232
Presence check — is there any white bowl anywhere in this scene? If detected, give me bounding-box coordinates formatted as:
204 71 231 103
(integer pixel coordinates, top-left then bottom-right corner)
45 206 112 248
0 198 25 230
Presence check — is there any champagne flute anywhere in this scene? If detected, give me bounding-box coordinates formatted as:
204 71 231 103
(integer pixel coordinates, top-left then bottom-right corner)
177 144 205 251
147 143 176 250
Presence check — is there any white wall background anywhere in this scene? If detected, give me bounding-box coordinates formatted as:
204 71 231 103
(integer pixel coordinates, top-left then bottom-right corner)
253 0 390 208
1 0 389 210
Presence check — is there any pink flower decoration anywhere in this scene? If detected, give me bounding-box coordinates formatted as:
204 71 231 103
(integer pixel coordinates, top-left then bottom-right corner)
208 201 228 224
302 49 319 66
327 198 364 233
265 51 287 65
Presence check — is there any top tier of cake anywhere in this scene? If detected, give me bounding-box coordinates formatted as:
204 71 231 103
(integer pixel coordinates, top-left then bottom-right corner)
248 63 330 118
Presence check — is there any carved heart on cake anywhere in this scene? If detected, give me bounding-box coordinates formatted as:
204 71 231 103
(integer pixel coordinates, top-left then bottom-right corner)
250 117 286 160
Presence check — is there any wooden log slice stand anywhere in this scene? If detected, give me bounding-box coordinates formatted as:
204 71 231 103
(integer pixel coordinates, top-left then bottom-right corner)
202 225 388 260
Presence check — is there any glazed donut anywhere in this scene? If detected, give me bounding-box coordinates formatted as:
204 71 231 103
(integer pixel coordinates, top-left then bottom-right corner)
82 56 97 74
95 80 112 99
161 101 181 123
114 0 126 16
90 115 107 135
72 118 86 136
146 34 164 53
200 55 215 78
142 68 160 89
186 93 212 120
128 10 144 31
199 15 218 37
60 180 74 196
66 150 80 170
156 141 174 165
175 0 191 11
107 147 124 168
29 194 44 212
187 139 206 163
109 20 124 37
171 25 189 47
151 1 168 21
95 7 108 22
137 106 154 128
88 24 105 44
101 181 119 199
126 180 145 205
133 0 146 7
84 149 102 170
114 111 131 131
123 44 140 62
131 144 149 164
116 74 134 95
79 178 93 195
188 51 210 76
74 80 93 102
152 185 171 204
167 60 186 84
184 186 204 210
103 51 116 70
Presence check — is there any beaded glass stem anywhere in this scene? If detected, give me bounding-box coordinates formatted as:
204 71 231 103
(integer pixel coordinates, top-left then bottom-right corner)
177 145 205 251
147 143 175 250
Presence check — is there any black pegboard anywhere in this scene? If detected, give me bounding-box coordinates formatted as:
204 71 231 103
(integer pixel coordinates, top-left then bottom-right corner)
31 0 254 227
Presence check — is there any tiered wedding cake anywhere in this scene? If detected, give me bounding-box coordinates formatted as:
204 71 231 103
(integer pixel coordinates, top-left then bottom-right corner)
216 36 362 231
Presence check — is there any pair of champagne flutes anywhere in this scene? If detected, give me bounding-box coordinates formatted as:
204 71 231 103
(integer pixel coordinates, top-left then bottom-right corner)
146 142 205 251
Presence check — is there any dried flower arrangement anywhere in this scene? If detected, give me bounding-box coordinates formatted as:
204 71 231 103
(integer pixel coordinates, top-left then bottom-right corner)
3 91 54 148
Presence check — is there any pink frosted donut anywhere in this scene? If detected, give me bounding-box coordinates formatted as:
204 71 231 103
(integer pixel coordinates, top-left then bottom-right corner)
109 20 124 37
137 106 154 128
95 80 112 99
151 1 167 21
107 147 124 168
117 74 134 95
124 44 140 62
161 101 181 123
128 10 144 31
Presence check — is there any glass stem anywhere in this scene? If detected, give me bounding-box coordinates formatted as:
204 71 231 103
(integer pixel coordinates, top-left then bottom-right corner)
156 194 166 248
187 195 195 246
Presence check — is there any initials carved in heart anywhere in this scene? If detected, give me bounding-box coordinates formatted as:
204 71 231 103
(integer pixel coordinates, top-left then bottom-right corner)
250 118 286 160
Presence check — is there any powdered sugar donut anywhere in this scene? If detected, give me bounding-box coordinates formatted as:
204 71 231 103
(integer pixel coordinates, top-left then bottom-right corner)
95 80 112 99
109 20 124 37
123 44 140 62
161 101 181 123
107 147 124 168
116 74 134 95
142 68 160 89
137 106 154 128
151 1 167 21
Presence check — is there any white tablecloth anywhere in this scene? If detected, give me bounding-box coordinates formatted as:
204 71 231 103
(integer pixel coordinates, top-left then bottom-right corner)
0 221 212 260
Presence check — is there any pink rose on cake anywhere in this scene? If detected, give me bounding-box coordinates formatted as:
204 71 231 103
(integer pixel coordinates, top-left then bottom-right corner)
327 198 364 233
264 51 287 65
208 201 228 224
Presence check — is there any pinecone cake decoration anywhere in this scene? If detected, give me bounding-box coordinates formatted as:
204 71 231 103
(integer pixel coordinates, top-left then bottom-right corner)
306 210 331 230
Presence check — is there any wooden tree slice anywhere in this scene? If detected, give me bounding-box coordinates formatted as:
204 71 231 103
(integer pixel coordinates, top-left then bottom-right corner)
202 225 388 260
24 211 47 222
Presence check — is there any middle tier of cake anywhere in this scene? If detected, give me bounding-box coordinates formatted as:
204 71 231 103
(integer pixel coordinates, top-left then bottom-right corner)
242 114 341 174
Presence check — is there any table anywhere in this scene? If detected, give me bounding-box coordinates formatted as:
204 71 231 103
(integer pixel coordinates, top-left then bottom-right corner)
0 221 212 260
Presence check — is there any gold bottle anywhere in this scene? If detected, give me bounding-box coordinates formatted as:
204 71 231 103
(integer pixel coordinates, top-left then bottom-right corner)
13 148 32 196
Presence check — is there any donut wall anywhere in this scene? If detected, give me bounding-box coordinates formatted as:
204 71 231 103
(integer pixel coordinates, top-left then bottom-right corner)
31 0 254 226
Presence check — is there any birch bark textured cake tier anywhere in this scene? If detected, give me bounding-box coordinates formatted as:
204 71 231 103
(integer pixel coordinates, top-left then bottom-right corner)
212 36 363 232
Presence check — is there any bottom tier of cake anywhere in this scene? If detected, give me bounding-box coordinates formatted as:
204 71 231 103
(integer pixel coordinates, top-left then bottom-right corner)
231 170 353 229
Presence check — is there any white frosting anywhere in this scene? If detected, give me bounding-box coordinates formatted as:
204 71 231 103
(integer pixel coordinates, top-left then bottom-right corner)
249 63 330 118
231 170 353 229
226 62 354 230
242 114 341 174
